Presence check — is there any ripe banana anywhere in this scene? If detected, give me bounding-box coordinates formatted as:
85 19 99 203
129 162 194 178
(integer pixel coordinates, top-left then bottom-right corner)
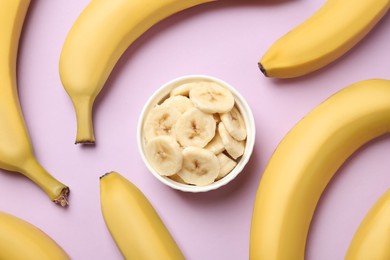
259 0 390 78
0 211 70 259
59 0 215 144
100 171 185 259
0 0 69 206
345 189 390 260
250 79 390 259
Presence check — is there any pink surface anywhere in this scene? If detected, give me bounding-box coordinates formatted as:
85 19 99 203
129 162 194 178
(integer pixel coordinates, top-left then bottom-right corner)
1 0 390 259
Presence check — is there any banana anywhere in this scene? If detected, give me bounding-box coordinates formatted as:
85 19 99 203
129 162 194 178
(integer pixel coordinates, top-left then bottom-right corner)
143 106 181 143
0 211 70 259
145 136 183 176
0 0 69 206
220 106 247 141
60 0 215 144
100 171 185 260
177 146 220 186
168 174 187 184
250 79 390 260
216 153 237 180
170 82 196 97
259 0 390 78
345 189 390 260
218 122 245 159
189 81 235 113
160 95 194 114
174 108 216 148
205 130 225 154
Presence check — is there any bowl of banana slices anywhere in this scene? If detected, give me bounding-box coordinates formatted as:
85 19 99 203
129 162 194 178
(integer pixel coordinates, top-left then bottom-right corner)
137 75 255 192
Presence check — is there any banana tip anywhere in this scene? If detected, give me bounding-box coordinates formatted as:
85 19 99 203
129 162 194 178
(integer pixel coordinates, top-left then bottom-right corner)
99 171 114 180
258 62 268 77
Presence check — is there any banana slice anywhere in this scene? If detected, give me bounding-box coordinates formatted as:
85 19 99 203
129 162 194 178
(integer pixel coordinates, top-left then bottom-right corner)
143 106 181 142
216 153 237 180
174 108 216 148
170 83 195 97
177 146 220 186
160 95 194 114
145 136 183 176
189 82 235 113
218 122 245 159
205 130 225 154
220 106 247 141
168 174 187 184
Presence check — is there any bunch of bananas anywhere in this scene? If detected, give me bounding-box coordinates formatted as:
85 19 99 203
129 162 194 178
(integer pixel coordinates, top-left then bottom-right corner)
1 0 389 259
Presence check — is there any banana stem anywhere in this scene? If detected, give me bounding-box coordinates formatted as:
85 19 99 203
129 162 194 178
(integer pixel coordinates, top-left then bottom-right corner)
73 97 95 144
22 158 69 207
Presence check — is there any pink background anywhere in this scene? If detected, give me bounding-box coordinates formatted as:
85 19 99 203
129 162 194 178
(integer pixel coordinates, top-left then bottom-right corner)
1 0 390 259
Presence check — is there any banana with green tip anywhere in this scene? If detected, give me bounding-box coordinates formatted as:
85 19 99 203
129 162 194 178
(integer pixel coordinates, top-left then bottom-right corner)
346 189 390 260
250 79 390 259
100 171 185 259
60 0 215 144
259 0 390 78
0 0 69 206
0 211 70 259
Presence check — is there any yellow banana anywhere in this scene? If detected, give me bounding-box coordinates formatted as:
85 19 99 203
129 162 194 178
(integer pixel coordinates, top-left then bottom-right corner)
345 189 390 260
0 0 69 206
250 79 390 259
59 0 215 144
100 171 184 260
0 211 70 259
259 0 390 78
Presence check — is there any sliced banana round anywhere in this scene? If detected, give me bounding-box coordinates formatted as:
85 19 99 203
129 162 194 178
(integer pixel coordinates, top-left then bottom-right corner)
145 136 183 176
160 95 194 114
143 106 181 142
174 108 216 148
220 106 247 141
177 146 220 186
216 153 237 180
218 122 245 159
204 130 225 154
170 83 195 97
168 174 187 184
189 82 235 113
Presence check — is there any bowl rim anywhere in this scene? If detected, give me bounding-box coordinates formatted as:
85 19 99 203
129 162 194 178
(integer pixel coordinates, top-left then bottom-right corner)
137 74 256 192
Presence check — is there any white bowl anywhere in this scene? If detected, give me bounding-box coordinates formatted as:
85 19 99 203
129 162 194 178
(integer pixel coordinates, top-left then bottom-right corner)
137 75 255 192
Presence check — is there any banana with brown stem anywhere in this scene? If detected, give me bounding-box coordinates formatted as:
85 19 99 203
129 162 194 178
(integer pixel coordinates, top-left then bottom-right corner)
0 0 69 206
259 0 390 78
60 0 215 144
250 79 390 259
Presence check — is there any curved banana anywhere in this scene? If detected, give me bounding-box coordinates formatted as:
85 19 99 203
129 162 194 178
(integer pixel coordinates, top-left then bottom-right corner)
100 171 185 259
59 0 215 144
345 189 390 260
259 0 390 78
0 211 70 259
250 79 390 259
0 0 69 206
